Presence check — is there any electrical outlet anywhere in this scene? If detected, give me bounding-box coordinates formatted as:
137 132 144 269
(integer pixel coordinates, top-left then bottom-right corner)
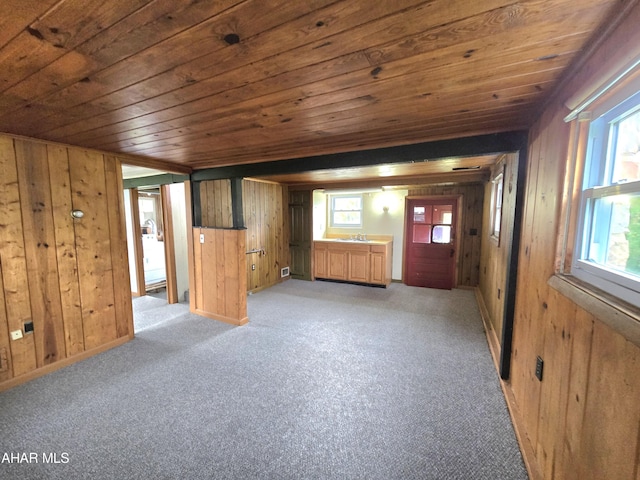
10 329 23 341
535 356 544 381
251 264 256 271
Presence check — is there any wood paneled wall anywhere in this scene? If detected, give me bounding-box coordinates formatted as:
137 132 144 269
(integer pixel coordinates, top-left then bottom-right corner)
199 178 290 293
408 183 484 286
199 179 233 228
0 134 133 390
191 227 247 326
243 179 289 292
507 5 640 478
478 154 519 348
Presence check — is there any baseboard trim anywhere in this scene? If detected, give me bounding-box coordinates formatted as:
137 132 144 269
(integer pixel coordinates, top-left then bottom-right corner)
0 334 133 393
474 288 541 480
192 308 249 326
474 288 501 371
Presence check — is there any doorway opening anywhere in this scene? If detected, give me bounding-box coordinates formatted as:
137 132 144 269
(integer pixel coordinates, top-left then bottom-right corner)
138 187 167 295
121 165 191 332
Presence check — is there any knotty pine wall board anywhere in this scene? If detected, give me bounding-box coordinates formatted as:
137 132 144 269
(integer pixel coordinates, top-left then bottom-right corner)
0 136 38 377
191 227 248 325
242 179 289 293
199 178 289 294
478 153 518 351
15 139 66 368
105 156 136 337
199 179 233 229
0 134 133 389
507 4 640 476
47 144 85 357
68 149 119 350
0 257 12 382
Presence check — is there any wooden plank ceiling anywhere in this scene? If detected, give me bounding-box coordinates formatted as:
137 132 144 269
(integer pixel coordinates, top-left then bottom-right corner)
0 0 623 184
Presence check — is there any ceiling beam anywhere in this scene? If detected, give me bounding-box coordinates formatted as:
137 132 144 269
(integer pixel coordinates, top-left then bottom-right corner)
123 173 190 189
286 171 491 191
191 131 528 181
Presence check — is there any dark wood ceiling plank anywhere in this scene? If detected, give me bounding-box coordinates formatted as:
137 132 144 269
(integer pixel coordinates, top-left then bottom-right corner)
21 0 452 136
0 0 335 126
0 0 622 169
77 32 576 158
105 75 555 157
91 58 563 157
42 0 604 142
10 0 379 132
0 0 62 49
83 32 579 154
0 0 153 96
38 14 592 157
0 0 247 115
95 100 536 159
29 0 528 141
32 14 587 151
139 108 531 166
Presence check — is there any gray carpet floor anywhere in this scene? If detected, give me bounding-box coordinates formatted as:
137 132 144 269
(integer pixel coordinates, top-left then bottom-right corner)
0 280 528 480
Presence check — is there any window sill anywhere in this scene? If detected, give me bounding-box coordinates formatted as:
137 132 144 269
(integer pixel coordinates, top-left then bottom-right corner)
548 274 640 347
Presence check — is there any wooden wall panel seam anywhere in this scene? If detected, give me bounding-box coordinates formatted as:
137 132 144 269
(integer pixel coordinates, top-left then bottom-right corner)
0 258 13 380
15 139 67 368
0 136 37 376
1 134 136 390
104 155 134 338
47 144 85 357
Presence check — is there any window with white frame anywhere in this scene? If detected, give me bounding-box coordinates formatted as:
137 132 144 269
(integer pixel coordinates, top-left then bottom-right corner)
490 171 504 242
572 88 640 306
330 194 362 227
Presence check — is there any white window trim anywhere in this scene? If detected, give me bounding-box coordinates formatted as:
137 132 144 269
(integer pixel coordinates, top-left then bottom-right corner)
329 194 363 228
569 79 640 312
489 167 504 244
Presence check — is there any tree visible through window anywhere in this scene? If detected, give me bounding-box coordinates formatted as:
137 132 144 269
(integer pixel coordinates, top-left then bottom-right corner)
573 89 640 305
330 194 362 227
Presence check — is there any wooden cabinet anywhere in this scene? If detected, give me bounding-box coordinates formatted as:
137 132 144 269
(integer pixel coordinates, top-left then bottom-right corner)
328 249 348 280
313 240 392 286
314 243 328 278
370 252 385 284
348 245 370 283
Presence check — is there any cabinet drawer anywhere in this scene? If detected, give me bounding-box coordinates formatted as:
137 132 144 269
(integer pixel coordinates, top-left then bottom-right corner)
370 244 387 253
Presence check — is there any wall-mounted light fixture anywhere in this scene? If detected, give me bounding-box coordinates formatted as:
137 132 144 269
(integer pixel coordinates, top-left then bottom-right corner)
70 210 84 219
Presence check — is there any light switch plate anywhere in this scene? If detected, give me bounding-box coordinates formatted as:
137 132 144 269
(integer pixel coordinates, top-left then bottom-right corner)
200 233 205 243
10 329 23 341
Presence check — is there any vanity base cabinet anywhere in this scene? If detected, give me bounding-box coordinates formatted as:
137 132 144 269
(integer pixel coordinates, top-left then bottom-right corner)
313 241 392 287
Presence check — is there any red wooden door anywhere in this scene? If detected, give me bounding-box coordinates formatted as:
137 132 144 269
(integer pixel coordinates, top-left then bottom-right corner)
404 198 457 289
